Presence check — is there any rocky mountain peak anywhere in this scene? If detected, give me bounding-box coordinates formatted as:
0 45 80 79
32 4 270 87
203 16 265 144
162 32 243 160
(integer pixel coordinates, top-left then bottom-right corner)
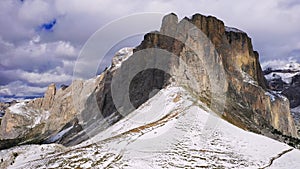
42 83 56 110
136 13 297 139
160 13 178 36
154 13 266 89
190 13 225 45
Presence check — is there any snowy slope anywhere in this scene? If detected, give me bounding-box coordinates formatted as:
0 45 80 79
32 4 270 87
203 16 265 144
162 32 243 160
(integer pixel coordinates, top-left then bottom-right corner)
1 86 300 168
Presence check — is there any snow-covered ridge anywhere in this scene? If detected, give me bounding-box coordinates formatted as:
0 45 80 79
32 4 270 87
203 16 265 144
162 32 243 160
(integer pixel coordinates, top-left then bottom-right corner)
2 86 300 168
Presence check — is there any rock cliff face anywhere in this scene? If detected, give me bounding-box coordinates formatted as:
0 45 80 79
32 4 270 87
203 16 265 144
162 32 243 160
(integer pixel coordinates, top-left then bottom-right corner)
0 13 298 150
135 13 298 140
41 83 56 110
0 84 58 141
0 76 102 149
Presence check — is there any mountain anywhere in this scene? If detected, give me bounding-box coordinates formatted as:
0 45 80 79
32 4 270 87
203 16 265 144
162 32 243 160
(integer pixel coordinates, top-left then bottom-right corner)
134 13 298 142
1 86 300 168
0 13 300 168
263 61 300 136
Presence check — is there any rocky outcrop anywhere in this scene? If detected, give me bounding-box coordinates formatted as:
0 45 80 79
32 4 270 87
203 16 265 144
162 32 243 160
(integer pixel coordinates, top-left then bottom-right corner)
0 77 102 149
283 75 300 136
41 83 56 110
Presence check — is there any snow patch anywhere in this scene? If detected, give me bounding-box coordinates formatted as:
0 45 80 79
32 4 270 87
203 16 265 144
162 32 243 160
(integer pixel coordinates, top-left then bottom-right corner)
8 102 26 114
241 71 258 86
7 101 50 128
265 91 288 102
225 26 245 33
265 92 276 102
47 126 73 143
112 47 134 68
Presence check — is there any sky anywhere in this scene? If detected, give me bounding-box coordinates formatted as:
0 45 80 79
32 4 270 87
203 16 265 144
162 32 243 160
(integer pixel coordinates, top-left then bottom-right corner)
1 0 300 101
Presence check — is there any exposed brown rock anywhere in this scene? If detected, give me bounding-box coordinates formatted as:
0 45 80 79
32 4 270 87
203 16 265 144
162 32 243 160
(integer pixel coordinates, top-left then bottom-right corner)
135 13 298 139
41 83 56 110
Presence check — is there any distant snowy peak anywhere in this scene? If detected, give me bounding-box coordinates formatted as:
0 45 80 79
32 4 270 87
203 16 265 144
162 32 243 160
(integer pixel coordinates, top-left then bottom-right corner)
263 60 300 85
112 47 134 68
265 71 299 84
262 60 300 72
225 26 245 33
284 62 300 71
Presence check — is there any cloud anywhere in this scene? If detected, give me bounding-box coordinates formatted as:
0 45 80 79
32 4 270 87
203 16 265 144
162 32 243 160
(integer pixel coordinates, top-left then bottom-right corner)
278 0 300 8
0 0 300 100
0 81 47 97
0 35 76 97
1 69 72 85
0 36 77 72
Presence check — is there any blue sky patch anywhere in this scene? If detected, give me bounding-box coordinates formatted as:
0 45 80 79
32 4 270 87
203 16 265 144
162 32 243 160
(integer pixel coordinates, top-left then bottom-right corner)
40 19 57 31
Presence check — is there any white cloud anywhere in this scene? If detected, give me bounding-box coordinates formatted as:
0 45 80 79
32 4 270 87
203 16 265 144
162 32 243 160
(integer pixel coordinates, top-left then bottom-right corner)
55 41 76 57
17 69 72 84
18 0 54 24
1 68 72 86
0 81 47 97
0 37 78 70
0 36 76 93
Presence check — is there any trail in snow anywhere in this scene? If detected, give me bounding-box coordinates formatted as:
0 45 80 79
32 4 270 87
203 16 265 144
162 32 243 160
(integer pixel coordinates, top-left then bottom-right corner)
259 148 293 169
